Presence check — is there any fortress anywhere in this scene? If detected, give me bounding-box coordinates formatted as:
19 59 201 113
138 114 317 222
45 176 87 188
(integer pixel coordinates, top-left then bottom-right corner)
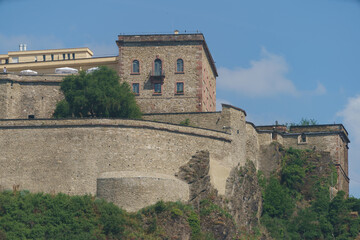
0 33 350 212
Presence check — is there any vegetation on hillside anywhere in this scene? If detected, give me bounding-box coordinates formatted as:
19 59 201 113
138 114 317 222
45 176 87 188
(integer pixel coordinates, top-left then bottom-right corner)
0 190 236 239
1 148 360 239
260 148 360 239
53 66 141 119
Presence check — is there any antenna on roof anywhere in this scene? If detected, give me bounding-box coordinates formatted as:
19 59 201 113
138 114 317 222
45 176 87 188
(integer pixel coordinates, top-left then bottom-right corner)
19 44 27 51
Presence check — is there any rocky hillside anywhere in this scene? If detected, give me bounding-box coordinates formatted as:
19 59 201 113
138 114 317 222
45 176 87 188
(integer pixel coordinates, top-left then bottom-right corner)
1 146 360 239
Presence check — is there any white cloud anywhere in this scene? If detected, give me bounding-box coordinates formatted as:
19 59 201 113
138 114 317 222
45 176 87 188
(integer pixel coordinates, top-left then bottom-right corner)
338 95 360 197
313 82 327 95
338 95 360 142
218 47 299 97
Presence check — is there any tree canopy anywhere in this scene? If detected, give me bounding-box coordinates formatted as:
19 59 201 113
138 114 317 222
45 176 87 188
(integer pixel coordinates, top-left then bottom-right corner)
53 66 141 119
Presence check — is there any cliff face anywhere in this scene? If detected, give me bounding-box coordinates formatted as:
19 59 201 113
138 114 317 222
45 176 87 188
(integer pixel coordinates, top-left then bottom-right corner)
176 151 263 239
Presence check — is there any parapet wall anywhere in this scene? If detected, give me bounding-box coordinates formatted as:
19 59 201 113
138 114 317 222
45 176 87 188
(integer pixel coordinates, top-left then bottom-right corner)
0 74 63 119
143 111 225 132
0 118 237 211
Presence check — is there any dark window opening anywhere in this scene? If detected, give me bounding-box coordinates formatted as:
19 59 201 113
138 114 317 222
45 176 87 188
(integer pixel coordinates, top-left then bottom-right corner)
72 53 75 59
51 54 54 61
132 60 139 73
5 59 8 64
132 83 139 94
154 83 162 94
67 53 71 60
176 82 184 94
43 55 46 61
176 59 184 72
28 115 35 119
272 132 278 140
63 54 66 60
300 133 307 143
154 59 162 76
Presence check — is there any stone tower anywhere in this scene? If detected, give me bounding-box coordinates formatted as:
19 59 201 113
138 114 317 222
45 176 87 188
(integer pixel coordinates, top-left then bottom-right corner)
116 33 218 113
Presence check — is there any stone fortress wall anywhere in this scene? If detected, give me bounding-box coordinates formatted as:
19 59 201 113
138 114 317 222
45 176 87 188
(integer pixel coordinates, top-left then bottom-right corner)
0 73 350 211
0 106 248 211
0 74 63 119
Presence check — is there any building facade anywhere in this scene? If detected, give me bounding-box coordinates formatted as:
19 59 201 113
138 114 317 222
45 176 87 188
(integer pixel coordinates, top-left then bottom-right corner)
0 47 118 75
116 33 217 113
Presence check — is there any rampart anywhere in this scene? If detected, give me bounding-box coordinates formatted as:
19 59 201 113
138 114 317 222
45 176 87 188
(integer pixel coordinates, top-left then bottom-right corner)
0 74 350 209
0 113 247 211
0 73 63 119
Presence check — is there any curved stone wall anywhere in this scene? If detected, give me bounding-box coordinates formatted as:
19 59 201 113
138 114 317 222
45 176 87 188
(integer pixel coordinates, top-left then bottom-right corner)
97 171 189 212
0 119 234 211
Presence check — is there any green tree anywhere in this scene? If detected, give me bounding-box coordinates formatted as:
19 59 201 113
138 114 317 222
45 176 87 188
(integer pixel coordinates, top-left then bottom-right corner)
262 176 294 219
53 66 141 119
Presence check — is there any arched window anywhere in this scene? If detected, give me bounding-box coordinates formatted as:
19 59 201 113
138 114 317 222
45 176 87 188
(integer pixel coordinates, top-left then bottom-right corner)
176 59 184 72
132 60 140 73
154 59 162 76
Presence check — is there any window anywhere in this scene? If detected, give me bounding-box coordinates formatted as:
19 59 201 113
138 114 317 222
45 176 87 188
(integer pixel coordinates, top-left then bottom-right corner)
5 59 9 64
43 55 46 61
67 53 71 60
35 56 37 62
132 83 140 95
12 57 19 63
272 132 277 140
132 60 140 74
72 53 75 59
299 133 307 144
176 59 184 72
154 59 162 76
63 54 66 60
51 54 54 61
176 82 184 94
154 83 162 94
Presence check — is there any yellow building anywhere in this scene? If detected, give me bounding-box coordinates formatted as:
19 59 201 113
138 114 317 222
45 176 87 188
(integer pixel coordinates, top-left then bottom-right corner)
0 47 117 74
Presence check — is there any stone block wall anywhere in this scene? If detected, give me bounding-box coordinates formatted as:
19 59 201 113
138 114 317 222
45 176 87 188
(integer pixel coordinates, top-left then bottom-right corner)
282 134 349 194
116 34 217 113
0 118 236 211
0 74 63 119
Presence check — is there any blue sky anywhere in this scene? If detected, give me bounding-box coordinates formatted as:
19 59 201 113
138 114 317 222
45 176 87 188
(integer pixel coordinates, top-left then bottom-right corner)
1 0 360 196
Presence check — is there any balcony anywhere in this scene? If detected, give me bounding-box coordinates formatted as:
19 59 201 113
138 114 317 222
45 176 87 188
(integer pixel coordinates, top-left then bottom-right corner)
150 69 165 82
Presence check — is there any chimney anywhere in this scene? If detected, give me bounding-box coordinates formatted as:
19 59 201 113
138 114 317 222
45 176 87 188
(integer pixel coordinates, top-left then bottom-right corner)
23 44 27 51
19 44 23 51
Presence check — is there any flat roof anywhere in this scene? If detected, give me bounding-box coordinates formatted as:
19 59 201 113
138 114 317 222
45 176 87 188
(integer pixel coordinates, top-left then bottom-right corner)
1 47 94 57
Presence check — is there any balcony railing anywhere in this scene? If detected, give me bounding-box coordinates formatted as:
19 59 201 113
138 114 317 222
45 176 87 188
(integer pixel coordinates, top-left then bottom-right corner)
150 69 165 77
149 69 165 82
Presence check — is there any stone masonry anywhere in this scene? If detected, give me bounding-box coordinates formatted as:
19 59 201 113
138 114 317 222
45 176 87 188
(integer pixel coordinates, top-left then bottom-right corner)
116 33 217 113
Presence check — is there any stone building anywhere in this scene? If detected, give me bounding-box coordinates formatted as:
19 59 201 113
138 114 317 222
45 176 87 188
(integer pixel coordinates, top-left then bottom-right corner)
116 33 217 113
